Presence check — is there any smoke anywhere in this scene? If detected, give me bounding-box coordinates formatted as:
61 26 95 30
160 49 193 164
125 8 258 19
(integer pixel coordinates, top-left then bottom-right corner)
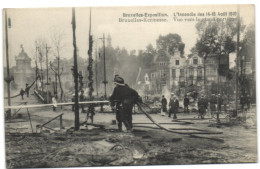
162 86 171 104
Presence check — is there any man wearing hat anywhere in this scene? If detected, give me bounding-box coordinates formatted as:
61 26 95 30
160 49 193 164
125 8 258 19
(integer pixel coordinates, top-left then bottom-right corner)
169 94 179 119
110 76 142 132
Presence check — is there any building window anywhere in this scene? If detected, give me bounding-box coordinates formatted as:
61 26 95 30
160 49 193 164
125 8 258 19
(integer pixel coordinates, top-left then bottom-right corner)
180 69 185 77
160 70 167 78
193 58 198 65
172 69 176 78
176 60 180 65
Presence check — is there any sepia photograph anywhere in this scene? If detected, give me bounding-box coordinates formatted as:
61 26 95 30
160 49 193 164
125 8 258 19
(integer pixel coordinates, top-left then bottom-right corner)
1 3 257 169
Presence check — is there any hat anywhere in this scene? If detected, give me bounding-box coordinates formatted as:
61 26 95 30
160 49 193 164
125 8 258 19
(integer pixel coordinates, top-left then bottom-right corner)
114 76 125 86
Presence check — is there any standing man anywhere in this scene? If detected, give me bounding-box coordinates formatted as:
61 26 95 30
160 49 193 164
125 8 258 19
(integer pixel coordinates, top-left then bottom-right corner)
184 95 190 113
110 76 141 132
198 95 208 119
161 95 167 116
20 88 25 100
169 94 179 119
25 83 30 97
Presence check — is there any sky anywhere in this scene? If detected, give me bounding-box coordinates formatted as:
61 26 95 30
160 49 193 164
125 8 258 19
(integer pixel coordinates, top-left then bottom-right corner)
3 5 255 67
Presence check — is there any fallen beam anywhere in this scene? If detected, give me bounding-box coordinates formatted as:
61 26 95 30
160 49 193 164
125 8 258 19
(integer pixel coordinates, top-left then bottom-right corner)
4 100 110 109
80 121 105 128
133 122 194 125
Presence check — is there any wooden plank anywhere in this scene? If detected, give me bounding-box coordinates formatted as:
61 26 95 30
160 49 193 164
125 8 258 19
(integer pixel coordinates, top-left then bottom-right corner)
4 100 110 110
41 113 64 127
80 121 105 128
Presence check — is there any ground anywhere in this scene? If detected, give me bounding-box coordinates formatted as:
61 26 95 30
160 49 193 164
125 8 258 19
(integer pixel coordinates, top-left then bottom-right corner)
4 94 258 168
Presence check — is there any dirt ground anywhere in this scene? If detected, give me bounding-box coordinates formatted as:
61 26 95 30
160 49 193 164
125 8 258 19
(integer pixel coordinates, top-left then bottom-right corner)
4 96 258 168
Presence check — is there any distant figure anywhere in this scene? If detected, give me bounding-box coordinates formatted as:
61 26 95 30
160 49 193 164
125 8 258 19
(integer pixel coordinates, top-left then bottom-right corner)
210 94 217 118
184 95 190 113
161 95 167 116
25 83 30 97
222 94 228 113
169 94 179 119
198 95 208 119
20 88 25 100
217 94 223 113
52 97 57 111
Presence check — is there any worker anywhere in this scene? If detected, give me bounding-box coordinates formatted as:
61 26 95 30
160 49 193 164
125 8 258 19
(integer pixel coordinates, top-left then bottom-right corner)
20 88 25 100
110 76 142 132
169 94 179 119
161 95 167 116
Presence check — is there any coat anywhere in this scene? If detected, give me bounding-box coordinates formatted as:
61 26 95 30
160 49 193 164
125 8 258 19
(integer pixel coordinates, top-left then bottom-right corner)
169 99 179 111
184 97 189 106
109 85 141 107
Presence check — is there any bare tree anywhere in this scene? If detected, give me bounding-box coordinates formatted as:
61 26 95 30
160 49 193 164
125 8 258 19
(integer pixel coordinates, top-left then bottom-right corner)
36 38 47 93
50 29 66 102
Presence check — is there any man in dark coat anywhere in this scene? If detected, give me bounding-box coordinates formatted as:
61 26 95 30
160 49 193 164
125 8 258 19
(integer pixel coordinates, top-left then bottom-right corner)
161 95 167 116
169 94 179 119
184 95 190 113
110 76 141 132
20 88 25 100
198 95 208 119
25 83 30 97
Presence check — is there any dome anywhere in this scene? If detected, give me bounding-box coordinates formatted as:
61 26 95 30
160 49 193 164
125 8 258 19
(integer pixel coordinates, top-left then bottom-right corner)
15 45 31 61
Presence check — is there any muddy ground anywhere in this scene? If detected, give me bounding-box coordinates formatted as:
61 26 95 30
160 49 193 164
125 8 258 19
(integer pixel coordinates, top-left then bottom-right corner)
4 96 258 168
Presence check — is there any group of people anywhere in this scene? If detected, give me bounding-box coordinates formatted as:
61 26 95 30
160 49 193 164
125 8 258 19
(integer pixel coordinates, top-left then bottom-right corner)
160 93 246 119
20 83 30 100
161 94 179 119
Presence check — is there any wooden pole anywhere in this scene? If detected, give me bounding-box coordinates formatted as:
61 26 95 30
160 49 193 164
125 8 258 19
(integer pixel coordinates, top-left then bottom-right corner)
26 108 33 133
72 7 80 131
87 8 95 123
235 6 240 112
95 45 99 97
60 115 63 130
4 10 11 120
102 34 107 98
46 44 50 103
